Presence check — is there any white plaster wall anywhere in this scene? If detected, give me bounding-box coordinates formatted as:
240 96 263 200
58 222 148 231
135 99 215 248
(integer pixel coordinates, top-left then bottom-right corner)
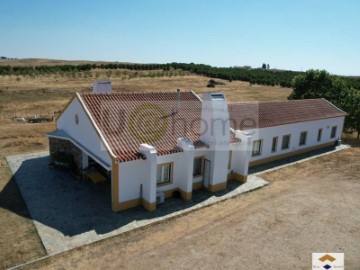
57 98 111 167
156 152 187 193
118 159 148 202
248 117 345 162
118 152 196 203
117 115 344 203
229 131 252 177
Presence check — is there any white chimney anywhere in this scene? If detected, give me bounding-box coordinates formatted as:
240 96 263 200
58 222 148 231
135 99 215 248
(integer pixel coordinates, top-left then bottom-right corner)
200 92 230 147
93 80 112 94
200 92 230 189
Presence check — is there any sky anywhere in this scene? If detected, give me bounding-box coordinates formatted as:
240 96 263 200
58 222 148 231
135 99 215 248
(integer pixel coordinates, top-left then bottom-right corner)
1 0 359 75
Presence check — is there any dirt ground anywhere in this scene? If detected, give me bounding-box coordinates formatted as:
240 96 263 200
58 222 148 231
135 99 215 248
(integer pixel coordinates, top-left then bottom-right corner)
13 147 359 270
0 72 292 269
1 66 358 269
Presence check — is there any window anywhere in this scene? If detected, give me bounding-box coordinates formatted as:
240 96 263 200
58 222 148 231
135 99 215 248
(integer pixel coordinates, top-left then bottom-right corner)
281 135 291 150
252 140 263 156
211 93 225 100
228 150 232 170
331 126 337 138
193 157 203 177
156 163 173 185
317 129 322 142
299 131 307 146
271 137 278 152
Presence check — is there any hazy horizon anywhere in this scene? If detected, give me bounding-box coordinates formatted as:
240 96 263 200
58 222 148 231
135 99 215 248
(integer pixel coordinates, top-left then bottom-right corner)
1 0 359 76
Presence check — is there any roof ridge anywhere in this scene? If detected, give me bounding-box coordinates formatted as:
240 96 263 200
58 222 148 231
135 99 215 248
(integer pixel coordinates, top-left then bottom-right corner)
190 90 202 101
80 90 195 96
228 98 325 105
321 98 348 115
76 93 117 159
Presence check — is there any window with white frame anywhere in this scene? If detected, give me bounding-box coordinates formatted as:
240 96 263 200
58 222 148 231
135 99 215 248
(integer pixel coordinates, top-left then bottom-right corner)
330 126 337 138
299 131 307 146
193 157 203 177
281 134 291 150
252 140 263 156
156 163 173 185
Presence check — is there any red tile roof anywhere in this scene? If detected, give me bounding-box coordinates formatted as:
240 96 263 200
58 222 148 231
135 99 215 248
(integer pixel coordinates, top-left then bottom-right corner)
78 92 346 163
79 91 208 162
228 99 346 130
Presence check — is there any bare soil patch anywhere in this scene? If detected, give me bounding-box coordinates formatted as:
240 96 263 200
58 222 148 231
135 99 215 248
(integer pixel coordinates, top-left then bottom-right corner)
16 148 360 270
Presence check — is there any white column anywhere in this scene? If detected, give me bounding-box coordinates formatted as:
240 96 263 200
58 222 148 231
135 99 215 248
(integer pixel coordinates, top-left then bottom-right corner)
139 144 157 210
176 138 195 199
233 130 252 177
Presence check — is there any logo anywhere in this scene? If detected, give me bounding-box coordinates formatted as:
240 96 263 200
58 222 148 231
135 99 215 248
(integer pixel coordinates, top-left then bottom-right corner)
128 102 169 144
312 253 344 269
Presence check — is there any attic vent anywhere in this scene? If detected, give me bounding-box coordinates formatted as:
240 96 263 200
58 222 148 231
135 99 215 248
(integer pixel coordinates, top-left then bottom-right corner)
210 93 225 100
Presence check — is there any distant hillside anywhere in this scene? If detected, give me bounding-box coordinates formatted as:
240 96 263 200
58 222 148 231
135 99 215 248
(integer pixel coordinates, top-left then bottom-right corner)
0 58 359 89
0 58 114 67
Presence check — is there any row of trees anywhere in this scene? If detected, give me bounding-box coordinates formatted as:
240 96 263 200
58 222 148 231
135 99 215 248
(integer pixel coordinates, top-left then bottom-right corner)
170 63 296 87
0 63 172 76
289 70 360 138
1 62 360 89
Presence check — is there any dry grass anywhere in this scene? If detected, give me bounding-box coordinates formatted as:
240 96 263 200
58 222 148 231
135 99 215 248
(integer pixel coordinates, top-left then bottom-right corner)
0 72 292 269
1 69 360 269
16 147 360 270
342 132 360 146
0 58 110 67
0 123 51 269
0 71 291 120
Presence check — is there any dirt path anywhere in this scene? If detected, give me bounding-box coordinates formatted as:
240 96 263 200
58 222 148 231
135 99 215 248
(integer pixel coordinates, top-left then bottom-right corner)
17 148 360 270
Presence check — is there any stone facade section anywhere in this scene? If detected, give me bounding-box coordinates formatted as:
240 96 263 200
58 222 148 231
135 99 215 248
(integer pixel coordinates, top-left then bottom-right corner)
49 138 83 173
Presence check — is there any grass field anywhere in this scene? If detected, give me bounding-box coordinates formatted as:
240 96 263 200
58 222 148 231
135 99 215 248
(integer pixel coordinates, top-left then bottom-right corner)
0 70 292 269
13 147 360 270
0 66 358 269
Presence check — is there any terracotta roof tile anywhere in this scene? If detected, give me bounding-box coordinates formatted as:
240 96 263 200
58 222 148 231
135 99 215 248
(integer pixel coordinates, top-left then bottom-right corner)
228 99 346 130
79 91 208 162
79 92 345 162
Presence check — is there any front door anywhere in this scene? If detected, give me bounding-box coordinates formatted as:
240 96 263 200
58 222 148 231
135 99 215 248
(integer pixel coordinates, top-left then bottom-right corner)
203 159 211 189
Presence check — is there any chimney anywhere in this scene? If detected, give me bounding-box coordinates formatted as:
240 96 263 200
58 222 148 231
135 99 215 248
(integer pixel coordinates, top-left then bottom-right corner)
200 92 230 147
93 80 112 94
200 92 230 187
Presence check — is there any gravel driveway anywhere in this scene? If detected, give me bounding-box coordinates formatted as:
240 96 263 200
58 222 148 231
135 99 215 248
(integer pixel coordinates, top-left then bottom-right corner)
6 152 267 255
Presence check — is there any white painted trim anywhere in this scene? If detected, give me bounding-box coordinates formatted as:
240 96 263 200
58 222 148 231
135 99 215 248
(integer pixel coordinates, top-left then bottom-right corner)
190 90 202 101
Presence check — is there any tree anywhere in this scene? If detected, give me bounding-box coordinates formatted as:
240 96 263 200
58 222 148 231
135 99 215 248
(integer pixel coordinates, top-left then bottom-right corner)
341 88 360 138
289 69 360 138
289 69 348 107
267 64 270 70
262 63 266 69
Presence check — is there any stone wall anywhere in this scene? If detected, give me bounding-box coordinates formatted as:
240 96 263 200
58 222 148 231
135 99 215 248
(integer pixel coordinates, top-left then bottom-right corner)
49 138 83 173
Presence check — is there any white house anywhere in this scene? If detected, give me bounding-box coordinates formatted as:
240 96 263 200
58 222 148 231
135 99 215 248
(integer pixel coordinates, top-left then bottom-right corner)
47 87 346 212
